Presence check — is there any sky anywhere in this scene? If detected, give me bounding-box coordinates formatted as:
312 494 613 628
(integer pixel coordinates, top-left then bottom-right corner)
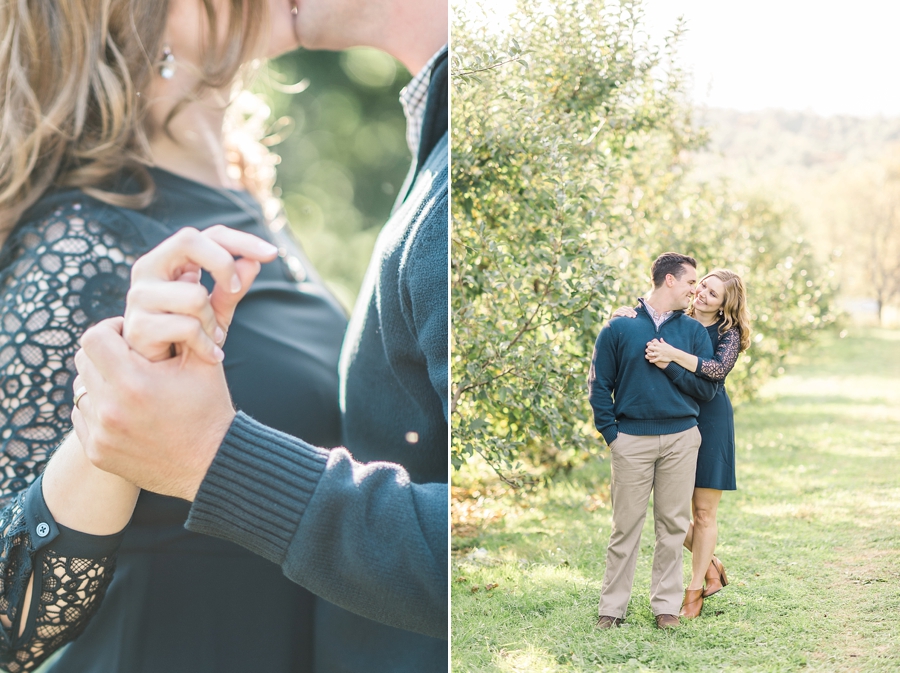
456 0 900 117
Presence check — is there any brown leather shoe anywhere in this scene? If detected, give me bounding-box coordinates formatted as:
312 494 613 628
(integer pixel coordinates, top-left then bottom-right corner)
679 588 704 618
655 613 679 629
595 615 623 629
702 555 729 598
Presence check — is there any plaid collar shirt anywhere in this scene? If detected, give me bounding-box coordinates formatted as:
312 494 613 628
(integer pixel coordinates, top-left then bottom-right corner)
400 45 448 157
640 298 674 328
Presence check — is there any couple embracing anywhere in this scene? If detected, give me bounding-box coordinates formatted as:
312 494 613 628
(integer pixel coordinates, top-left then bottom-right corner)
589 252 751 629
0 0 447 670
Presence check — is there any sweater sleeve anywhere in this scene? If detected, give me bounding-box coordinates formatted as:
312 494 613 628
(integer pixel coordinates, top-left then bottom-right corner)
185 412 447 639
587 324 619 445
185 153 449 641
697 327 741 381
0 201 141 670
662 325 719 402
402 186 448 420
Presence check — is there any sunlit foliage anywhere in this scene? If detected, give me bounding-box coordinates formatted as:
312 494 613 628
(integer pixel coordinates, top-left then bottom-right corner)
451 0 836 484
263 49 413 309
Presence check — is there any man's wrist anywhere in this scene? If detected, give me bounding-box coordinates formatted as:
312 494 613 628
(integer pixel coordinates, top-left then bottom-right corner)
183 408 236 502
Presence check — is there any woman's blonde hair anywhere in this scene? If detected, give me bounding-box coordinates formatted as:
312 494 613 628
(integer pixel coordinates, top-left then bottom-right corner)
690 268 752 352
0 0 269 238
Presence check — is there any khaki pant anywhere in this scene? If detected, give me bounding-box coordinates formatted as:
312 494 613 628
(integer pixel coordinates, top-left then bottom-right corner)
597 426 701 618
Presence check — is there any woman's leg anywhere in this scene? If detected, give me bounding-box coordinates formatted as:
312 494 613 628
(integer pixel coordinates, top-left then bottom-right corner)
686 488 722 591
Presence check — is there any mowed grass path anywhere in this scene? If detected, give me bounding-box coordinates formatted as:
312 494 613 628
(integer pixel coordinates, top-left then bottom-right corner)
451 328 900 672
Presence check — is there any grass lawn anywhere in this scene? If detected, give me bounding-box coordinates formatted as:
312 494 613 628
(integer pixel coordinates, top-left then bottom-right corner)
451 327 900 672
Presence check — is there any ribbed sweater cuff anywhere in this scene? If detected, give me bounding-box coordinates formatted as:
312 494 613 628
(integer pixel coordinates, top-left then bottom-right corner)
186 411 330 565
600 426 618 446
663 362 686 382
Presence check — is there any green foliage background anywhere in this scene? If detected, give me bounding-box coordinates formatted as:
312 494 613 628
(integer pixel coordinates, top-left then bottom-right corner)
262 49 414 309
451 0 837 483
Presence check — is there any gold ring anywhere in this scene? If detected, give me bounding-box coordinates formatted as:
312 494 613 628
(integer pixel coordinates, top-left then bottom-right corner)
73 386 88 410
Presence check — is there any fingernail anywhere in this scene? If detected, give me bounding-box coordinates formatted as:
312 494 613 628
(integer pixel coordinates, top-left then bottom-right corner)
231 274 242 293
214 346 225 362
258 241 278 256
215 327 225 343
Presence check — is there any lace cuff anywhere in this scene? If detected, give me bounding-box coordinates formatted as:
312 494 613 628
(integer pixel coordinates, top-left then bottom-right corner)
697 327 741 382
0 475 123 672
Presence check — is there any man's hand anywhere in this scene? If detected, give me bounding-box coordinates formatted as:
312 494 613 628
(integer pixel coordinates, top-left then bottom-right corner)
125 226 278 363
71 317 236 501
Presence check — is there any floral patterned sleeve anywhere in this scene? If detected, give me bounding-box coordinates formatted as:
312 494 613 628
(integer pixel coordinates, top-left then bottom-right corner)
0 199 143 671
697 327 741 382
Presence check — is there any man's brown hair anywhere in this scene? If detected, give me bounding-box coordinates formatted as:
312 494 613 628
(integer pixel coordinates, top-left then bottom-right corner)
651 252 697 288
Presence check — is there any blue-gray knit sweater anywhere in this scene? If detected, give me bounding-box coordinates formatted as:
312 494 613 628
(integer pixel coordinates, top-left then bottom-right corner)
588 303 718 446
185 55 448 672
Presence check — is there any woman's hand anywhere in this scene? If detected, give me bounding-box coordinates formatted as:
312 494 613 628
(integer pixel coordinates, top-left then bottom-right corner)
124 226 279 364
646 338 679 367
611 306 638 319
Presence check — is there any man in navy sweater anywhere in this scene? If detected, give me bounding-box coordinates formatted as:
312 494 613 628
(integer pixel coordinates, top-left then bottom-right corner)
589 252 717 629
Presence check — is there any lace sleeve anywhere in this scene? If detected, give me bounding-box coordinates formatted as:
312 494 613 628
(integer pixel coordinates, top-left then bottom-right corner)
697 327 741 382
0 200 143 671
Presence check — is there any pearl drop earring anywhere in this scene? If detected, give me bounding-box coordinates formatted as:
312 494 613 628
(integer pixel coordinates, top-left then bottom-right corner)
160 46 176 79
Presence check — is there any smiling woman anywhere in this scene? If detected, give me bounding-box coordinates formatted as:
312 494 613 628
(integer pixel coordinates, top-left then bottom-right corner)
0 0 351 671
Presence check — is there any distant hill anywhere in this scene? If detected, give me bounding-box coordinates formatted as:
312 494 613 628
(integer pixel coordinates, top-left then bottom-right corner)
691 108 900 180
687 108 900 321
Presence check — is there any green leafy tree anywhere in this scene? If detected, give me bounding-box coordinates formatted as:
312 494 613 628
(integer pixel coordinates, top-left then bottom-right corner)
451 0 835 484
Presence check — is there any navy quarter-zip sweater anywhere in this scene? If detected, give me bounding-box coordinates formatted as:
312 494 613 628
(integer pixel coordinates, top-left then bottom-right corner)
588 303 718 446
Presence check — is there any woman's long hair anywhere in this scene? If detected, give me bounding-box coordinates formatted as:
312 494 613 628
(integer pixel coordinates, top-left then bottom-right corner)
690 268 752 352
0 0 268 239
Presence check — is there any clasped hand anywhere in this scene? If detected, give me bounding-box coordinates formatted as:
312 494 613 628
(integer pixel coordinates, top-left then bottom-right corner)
645 338 676 368
70 226 279 500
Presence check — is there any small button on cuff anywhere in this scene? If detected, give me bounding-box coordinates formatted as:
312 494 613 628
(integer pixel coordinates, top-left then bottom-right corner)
36 522 50 538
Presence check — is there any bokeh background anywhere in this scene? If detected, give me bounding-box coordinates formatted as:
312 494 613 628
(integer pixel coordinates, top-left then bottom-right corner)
261 48 413 310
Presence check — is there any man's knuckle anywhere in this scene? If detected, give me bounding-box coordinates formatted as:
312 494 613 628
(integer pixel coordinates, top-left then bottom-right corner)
176 227 200 241
126 284 148 306
80 326 100 351
131 255 149 278
96 404 121 430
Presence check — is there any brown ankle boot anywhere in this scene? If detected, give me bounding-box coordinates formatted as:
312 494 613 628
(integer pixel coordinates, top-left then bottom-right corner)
679 588 704 618
702 556 729 598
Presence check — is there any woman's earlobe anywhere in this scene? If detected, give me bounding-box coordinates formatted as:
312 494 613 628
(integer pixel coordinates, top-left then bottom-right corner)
159 46 176 79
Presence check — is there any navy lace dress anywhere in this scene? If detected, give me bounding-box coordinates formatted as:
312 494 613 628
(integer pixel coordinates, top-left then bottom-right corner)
0 168 347 672
694 321 740 491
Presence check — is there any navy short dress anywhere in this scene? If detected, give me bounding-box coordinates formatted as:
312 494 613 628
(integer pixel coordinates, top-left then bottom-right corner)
694 321 741 491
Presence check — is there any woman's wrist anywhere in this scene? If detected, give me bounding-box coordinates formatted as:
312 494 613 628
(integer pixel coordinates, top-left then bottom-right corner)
672 350 699 373
41 434 139 535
